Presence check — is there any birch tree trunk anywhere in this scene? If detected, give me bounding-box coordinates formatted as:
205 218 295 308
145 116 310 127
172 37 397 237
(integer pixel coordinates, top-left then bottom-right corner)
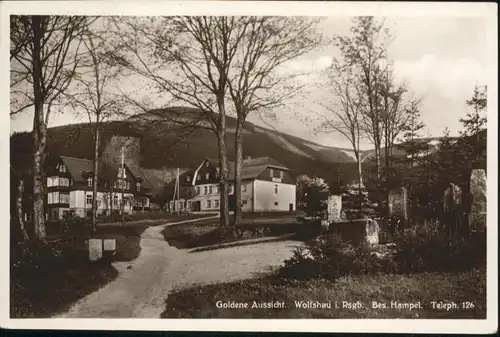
217 99 230 229
32 16 46 241
17 179 30 241
233 119 244 226
91 127 100 231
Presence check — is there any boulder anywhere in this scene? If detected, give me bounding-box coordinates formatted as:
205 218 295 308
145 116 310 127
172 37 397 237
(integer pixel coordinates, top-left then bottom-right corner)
329 217 380 246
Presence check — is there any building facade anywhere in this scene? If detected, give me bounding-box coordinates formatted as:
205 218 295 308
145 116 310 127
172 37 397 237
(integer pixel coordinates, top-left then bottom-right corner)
168 157 296 213
45 156 162 220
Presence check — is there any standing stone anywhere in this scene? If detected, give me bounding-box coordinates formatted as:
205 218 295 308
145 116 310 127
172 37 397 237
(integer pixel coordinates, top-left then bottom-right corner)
103 239 117 252
470 169 487 213
89 238 103 261
443 183 462 212
365 218 380 245
470 169 487 230
327 195 342 223
388 187 408 220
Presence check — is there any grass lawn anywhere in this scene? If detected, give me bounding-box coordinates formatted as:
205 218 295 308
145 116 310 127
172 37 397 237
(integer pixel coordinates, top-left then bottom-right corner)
162 268 486 319
161 215 313 250
11 258 118 318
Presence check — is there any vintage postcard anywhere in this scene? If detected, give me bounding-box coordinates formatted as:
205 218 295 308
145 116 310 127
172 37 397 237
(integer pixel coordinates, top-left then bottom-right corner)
1 0 497 334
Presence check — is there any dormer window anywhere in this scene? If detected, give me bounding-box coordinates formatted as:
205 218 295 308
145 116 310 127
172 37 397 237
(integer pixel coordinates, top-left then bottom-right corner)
118 168 126 179
270 168 274 178
187 176 191 183
136 182 141 191
205 173 209 180
87 177 93 187
197 175 201 181
205 162 209 167
58 164 66 173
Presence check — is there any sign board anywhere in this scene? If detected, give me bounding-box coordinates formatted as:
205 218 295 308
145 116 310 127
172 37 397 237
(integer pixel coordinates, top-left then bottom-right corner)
89 238 103 261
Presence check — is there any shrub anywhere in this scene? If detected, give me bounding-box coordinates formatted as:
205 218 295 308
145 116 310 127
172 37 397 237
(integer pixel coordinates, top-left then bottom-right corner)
278 233 394 280
393 229 486 273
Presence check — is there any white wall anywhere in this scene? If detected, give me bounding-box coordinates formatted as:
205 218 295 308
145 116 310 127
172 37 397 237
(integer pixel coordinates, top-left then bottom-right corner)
70 190 134 214
190 183 220 212
253 180 296 212
241 181 254 212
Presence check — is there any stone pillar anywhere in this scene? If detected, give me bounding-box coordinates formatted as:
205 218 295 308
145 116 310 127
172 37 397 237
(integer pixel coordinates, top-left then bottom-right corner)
470 169 487 231
365 218 380 245
327 195 342 223
388 187 408 220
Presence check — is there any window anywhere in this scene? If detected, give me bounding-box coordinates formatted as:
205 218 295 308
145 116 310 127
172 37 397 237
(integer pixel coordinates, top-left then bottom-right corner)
274 201 279 206
209 186 213 194
118 168 126 178
187 200 191 209
242 200 248 205
187 176 191 182
197 175 201 181
48 192 59 204
136 182 141 191
216 186 220 194
47 176 58 187
229 184 234 194
207 200 211 208
214 199 219 208
60 193 70 204
59 164 66 173
274 184 279 194
204 186 208 195
242 184 247 192
196 187 200 195
87 177 93 187
279 170 284 179
205 173 210 180
86 194 93 205
59 177 69 186
114 179 127 190
113 195 119 206
270 168 274 178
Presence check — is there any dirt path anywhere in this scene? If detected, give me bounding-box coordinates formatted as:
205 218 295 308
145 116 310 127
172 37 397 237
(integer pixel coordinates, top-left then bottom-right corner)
56 217 301 318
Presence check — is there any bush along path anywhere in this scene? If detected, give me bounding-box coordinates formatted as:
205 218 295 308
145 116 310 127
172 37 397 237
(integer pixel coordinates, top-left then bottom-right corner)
55 215 301 318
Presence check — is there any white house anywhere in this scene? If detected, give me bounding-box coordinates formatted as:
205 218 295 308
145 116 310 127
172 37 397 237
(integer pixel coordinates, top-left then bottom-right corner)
170 157 296 213
45 156 161 220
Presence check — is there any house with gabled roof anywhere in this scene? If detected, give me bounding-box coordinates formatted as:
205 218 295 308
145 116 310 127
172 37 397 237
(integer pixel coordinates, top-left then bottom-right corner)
44 155 173 220
170 156 296 213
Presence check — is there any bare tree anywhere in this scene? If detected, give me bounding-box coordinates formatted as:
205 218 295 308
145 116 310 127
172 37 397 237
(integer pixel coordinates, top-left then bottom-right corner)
108 16 251 229
336 16 391 182
316 60 365 202
10 16 89 240
64 20 125 231
378 65 414 176
227 17 322 225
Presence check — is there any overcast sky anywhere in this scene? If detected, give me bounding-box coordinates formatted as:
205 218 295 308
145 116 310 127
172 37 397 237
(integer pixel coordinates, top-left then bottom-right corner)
9 15 492 150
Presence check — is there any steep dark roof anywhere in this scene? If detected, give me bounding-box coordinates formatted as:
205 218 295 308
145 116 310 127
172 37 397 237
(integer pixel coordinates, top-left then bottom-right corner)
206 156 289 181
60 156 94 182
127 166 186 194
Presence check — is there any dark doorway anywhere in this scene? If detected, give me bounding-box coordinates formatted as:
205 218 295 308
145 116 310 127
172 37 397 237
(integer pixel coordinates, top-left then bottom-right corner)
228 195 236 212
289 203 294 212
